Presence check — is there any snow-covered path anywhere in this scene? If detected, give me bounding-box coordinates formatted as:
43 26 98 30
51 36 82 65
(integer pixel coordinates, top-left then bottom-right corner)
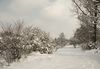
3 46 100 69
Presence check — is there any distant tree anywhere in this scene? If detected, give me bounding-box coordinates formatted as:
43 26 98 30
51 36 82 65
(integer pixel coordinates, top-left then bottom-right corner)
69 37 79 48
54 33 67 48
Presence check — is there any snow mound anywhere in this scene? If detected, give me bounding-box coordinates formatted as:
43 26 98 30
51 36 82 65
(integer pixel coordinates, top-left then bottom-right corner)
85 48 100 54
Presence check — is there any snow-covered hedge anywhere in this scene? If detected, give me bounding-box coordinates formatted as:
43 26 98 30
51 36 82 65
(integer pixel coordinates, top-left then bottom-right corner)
0 22 56 66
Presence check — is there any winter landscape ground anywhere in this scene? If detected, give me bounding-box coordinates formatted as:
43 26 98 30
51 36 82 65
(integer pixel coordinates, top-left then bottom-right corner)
1 45 100 69
0 0 100 69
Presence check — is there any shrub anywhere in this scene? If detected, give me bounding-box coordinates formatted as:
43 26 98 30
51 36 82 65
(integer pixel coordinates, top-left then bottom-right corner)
22 27 55 54
0 21 56 66
81 43 91 50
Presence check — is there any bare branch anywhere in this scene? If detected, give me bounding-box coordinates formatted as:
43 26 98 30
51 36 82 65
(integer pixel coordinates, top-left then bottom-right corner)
73 0 88 16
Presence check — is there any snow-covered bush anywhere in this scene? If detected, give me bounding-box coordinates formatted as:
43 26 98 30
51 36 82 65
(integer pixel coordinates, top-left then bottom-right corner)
22 27 55 54
0 22 24 65
0 22 56 66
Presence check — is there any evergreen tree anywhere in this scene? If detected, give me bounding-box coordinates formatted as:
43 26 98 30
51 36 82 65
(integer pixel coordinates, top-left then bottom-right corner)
54 33 67 48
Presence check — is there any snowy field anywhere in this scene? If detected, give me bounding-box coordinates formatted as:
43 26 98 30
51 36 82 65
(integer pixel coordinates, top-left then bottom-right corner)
2 45 100 69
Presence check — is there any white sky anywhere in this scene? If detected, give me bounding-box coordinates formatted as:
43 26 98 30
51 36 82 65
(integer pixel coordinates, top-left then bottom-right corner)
0 0 79 38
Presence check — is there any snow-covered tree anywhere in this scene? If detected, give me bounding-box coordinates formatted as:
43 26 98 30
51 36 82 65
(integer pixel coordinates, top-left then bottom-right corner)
72 0 100 49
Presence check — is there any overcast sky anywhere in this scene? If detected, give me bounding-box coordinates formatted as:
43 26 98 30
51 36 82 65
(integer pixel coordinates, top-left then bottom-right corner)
0 0 79 38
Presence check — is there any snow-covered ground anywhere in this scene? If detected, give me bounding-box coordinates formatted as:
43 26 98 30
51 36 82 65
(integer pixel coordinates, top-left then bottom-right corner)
2 45 100 69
